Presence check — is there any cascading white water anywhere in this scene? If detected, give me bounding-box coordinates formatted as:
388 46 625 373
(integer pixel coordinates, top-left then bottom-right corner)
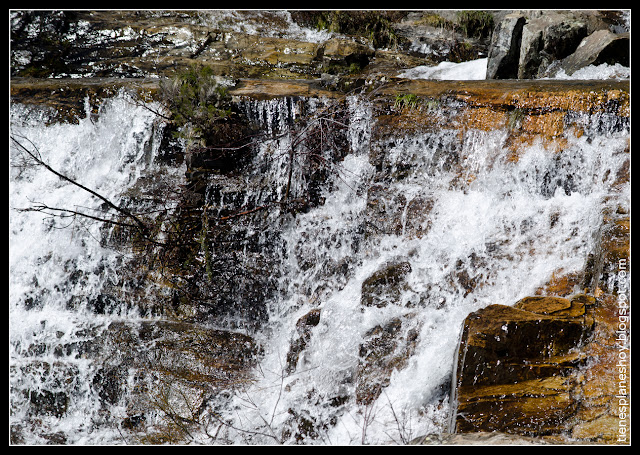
10 88 629 445
9 93 173 444
213 96 630 444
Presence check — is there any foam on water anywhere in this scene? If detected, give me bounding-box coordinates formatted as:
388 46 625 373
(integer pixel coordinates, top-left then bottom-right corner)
214 96 629 444
398 58 489 81
9 93 169 444
399 59 630 81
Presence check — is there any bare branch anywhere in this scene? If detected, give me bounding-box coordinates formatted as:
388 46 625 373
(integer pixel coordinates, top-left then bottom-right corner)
16 202 141 231
10 134 151 236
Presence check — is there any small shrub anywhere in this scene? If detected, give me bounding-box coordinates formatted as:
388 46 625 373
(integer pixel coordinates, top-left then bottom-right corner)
394 93 420 110
160 64 233 147
456 10 494 39
416 13 455 30
507 107 526 131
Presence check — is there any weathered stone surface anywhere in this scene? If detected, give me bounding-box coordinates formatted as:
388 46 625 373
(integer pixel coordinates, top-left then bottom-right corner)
285 309 322 374
97 320 258 438
514 295 587 318
450 296 595 436
355 314 420 405
377 78 628 157
321 37 374 67
518 12 588 79
546 30 630 78
451 276 629 444
455 376 579 434
485 10 629 80
453 302 591 388
412 431 556 445
380 79 629 114
486 12 527 79
361 260 412 308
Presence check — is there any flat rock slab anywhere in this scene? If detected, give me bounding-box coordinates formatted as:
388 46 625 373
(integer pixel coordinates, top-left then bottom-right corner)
451 295 595 436
412 431 556 445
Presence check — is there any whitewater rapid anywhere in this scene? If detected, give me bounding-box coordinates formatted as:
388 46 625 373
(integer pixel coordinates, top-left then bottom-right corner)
9 87 629 445
210 96 629 444
9 93 174 444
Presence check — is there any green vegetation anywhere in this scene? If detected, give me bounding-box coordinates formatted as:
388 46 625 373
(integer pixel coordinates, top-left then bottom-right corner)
456 10 495 39
416 12 455 30
449 40 477 63
160 64 233 146
507 107 526 131
415 11 494 39
394 93 420 110
393 94 443 114
291 11 406 49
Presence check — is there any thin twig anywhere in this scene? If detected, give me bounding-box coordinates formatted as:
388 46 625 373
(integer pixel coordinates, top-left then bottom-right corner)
11 134 151 236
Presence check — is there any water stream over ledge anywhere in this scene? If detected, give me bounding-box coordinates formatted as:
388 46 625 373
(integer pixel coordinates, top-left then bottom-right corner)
9 78 630 444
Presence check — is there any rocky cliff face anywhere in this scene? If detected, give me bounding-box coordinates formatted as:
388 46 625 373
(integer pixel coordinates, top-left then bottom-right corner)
10 10 630 445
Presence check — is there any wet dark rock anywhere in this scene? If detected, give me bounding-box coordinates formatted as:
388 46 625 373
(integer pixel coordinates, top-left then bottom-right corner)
365 185 434 239
28 390 69 418
121 414 146 430
285 308 321 374
92 366 127 405
361 260 412 308
450 296 595 436
91 320 259 437
355 315 421 405
87 293 118 314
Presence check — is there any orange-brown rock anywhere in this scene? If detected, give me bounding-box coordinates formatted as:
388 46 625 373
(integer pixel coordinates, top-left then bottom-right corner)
451 296 595 437
451 287 629 443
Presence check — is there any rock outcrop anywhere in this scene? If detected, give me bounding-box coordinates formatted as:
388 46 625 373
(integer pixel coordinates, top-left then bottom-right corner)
486 10 629 79
545 29 630 78
450 296 594 435
485 12 527 79
97 320 259 443
450 197 630 444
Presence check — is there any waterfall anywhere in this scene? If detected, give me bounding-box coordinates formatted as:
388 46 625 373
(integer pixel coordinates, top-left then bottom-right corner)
207 95 629 444
9 93 175 444
10 88 629 444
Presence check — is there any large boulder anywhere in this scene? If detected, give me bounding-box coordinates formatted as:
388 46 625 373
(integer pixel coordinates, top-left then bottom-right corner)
517 12 588 79
544 29 630 77
450 295 595 436
485 12 527 79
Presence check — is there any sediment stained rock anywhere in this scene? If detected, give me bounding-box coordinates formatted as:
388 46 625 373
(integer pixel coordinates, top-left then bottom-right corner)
450 289 630 443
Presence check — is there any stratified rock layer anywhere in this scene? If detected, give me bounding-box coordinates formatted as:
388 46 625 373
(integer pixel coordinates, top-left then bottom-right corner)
451 296 593 434
451 288 629 443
